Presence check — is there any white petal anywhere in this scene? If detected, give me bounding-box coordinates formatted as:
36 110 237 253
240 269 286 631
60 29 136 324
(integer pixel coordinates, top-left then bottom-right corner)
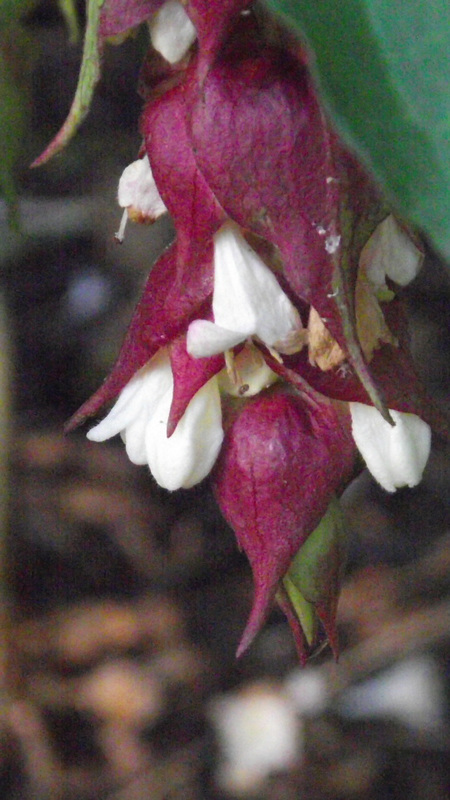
350 402 431 492
149 0 197 64
187 319 248 357
146 377 223 490
87 350 172 444
212 222 302 348
117 155 167 220
121 420 148 465
364 215 423 289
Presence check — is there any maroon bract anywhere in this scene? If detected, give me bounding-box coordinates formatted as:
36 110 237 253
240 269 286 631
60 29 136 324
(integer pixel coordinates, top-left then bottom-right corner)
213 389 354 656
100 0 165 38
168 336 224 436
66 240 214 430
187 39 372 337
185 0 250 69
142 78 226 243
41 0 443 661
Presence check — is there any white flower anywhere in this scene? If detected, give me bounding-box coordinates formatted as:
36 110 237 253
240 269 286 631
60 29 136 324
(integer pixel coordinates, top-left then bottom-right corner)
209 683 301 795
87 349 223 491
149 0 197 64
362 214 423 292
350 402 431 492
116 155 167 243
187 222 304 358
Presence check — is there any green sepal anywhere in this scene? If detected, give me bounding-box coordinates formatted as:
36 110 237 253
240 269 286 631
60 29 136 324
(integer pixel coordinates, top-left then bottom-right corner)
282 496 348 654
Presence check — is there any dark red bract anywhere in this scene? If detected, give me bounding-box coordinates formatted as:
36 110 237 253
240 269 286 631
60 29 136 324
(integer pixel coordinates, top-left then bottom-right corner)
57 0 444 661
213 389 354 656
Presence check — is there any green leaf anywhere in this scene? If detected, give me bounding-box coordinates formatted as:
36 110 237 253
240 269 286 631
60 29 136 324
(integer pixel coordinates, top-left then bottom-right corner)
32 0 105 166
266 0 450 260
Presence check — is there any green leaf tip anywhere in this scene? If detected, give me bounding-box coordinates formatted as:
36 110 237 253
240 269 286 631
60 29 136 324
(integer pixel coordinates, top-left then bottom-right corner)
31 0 105 167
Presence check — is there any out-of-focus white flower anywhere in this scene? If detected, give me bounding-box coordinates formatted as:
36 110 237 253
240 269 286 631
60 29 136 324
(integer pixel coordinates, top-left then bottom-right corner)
362 214 423 292
339 656 444 733
209 681 302 795
116 155 167 241
149 0 197 64
87 349 223 490
187 222 304 358
350 402 431 493
284 667 329 716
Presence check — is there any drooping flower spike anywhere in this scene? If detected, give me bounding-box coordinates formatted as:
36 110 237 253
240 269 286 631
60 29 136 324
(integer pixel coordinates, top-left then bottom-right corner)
37 0 446 661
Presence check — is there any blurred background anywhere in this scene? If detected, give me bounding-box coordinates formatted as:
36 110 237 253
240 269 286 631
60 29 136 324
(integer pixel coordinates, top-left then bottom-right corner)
0 2 450 798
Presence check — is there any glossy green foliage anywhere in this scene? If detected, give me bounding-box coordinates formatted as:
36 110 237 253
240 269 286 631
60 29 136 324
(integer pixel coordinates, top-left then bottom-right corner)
267 0 450 260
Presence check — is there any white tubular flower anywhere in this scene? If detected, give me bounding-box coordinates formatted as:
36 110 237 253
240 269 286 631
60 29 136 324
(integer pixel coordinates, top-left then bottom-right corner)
187 222 303 358
149 0 197 64
350 402 431 493
117 155 167 238
363 214 423 291
87 349 223 491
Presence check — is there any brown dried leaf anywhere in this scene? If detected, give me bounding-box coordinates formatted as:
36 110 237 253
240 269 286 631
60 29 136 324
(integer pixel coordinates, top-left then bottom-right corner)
307 306 346 371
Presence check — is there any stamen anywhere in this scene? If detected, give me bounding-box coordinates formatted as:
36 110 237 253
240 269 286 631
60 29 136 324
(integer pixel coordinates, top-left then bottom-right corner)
115 208 129 243
225 350 241 385
267 346 284 363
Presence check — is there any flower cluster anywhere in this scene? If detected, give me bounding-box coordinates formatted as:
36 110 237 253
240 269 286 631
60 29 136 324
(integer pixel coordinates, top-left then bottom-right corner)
60 0 442 662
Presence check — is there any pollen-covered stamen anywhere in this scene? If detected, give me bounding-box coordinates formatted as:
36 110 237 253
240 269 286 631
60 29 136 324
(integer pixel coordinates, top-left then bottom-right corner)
224 349 240 385
266 346 283 364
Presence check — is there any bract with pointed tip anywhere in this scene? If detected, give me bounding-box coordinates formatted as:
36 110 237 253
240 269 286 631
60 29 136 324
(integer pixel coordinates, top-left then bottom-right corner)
212 389 354 655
